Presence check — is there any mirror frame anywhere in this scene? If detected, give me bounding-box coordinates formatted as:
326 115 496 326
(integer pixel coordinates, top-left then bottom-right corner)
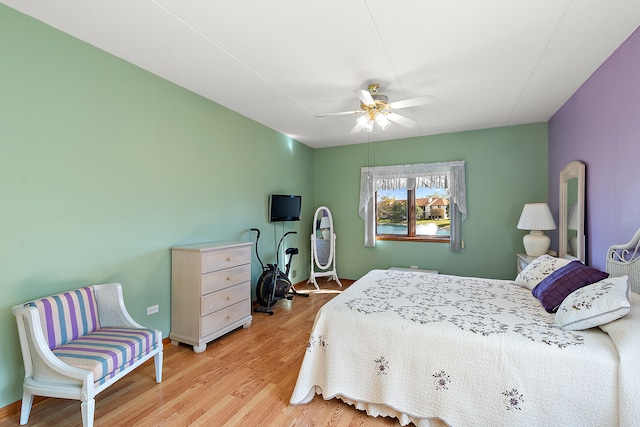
559 160 586 262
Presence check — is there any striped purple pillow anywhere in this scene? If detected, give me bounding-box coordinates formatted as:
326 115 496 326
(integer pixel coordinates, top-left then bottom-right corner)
532 261 609 313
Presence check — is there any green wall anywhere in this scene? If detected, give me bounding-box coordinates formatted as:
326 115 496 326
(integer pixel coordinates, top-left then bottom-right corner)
0 4 549 411
314 123 549 280
0 5 313 407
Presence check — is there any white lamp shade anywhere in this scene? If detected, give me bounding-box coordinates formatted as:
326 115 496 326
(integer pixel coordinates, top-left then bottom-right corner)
517 203 556 257
567 202 579 230
363 118 374 132
517 203 556 231
375 113 390 129
319 216 331 239
319 216 331 229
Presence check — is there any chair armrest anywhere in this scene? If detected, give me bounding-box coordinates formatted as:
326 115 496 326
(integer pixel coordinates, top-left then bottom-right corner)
92 283 146 329
12 304 94 388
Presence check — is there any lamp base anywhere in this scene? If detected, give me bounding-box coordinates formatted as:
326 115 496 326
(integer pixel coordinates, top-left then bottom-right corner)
321 229 331 240
523 230 550 257
569 236 578 256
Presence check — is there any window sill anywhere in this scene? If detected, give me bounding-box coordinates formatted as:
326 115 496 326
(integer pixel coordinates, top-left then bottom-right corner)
376 235 450 243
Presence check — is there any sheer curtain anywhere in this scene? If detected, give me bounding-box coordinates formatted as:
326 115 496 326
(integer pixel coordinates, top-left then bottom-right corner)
358 161 467 250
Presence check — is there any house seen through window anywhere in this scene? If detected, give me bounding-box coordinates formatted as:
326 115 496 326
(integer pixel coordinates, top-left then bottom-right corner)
376 185 450 242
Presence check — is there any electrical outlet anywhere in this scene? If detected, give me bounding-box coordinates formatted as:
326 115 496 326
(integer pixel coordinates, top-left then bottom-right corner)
411 265 418 269
147 305 159 315
291 269 297 279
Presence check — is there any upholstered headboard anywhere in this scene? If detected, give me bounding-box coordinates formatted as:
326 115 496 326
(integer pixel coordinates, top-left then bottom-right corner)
607 228 640 294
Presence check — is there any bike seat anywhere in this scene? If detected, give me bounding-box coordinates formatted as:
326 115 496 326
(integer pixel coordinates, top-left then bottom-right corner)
285 247 299 255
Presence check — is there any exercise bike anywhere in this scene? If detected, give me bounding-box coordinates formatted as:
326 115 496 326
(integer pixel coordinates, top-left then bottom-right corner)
250 228 308 315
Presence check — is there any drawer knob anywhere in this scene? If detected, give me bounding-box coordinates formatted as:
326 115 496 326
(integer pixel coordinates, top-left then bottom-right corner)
226 275 232 281
226 295 231 300
226 314 231 319
226 256 232 261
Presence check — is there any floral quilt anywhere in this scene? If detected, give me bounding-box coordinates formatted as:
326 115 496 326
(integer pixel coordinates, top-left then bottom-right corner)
291 269 634 426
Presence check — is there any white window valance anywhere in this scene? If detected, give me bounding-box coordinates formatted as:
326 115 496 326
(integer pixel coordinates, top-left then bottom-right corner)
358 161 467 249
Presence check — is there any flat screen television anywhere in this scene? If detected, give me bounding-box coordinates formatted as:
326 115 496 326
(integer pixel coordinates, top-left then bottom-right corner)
270 194 302 222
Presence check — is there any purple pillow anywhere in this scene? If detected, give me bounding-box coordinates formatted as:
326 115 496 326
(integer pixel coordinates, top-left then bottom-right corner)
532 261 609 313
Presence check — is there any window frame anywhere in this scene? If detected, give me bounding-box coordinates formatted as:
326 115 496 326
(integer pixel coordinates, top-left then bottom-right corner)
359 161 466 250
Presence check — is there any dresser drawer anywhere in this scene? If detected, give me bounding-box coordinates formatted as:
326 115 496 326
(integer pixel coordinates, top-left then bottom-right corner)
201 264 251 295
201 246 250 273
201 299 251 337
201 282 250 316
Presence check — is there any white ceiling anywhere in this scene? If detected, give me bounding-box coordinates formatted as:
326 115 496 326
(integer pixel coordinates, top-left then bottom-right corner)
3 1 640 149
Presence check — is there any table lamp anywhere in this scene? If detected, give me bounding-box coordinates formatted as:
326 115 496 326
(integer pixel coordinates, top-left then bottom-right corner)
517 203 556 256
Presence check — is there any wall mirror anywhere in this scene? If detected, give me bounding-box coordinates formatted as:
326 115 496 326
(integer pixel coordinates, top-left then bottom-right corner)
559 160 586 262
307 206 342 289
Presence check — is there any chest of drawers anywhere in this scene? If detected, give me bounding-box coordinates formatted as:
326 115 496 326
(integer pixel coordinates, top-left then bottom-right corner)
170 241 252 353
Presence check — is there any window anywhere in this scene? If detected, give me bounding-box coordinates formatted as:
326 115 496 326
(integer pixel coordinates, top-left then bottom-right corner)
359 161 466 250
376 186 450 242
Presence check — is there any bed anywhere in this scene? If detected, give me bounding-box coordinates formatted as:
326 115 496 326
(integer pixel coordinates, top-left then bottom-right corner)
290 229 640 426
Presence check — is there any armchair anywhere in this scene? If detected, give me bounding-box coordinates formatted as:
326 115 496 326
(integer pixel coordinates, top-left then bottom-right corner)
12 283 163 427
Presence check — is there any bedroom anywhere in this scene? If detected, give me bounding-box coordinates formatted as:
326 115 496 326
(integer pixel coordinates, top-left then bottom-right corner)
1 1 640 425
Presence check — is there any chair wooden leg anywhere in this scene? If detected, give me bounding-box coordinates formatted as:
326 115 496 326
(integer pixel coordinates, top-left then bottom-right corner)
154 351 163 383
19 391 33 425
81 398 95 427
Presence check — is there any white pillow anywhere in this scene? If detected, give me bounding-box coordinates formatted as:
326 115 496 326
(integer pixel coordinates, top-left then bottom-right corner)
554 276 631 331
515 255 571 290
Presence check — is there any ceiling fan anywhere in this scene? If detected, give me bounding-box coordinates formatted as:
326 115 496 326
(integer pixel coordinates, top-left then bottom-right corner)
316 83 436 134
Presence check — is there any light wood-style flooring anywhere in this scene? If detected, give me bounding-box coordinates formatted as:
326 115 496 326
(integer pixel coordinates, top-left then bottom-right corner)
0 279 406 426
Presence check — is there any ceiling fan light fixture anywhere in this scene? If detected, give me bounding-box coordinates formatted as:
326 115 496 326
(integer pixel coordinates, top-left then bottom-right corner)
362 117 374 132
375 113 390 130
357 115 369 125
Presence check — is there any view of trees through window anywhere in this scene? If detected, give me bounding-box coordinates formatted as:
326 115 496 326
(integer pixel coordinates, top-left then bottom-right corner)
376 187 450 240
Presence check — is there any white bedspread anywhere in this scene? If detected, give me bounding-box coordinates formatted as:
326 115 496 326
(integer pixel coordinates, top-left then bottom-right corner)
291 269 639 426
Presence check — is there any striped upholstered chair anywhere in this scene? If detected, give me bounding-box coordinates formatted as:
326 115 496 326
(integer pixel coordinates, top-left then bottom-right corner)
13 283 163 427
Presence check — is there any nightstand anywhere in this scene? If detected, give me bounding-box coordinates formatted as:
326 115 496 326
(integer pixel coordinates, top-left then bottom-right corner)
516 253 540 274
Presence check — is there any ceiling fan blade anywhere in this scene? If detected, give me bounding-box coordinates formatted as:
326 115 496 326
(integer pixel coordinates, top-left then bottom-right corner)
388 95 436 110
386 112 416 127
354 89 375 105
315 110 363 118
350 120 366 134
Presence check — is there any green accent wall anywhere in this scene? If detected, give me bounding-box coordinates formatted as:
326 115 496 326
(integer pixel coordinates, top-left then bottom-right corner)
314 123 549 280
0 5 313 407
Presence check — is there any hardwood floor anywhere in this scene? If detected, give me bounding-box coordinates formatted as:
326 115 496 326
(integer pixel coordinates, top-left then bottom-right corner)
0 279 406 426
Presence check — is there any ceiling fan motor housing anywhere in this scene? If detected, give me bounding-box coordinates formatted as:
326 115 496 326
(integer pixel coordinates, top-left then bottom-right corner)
361 84 390 116
361 94 390 118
